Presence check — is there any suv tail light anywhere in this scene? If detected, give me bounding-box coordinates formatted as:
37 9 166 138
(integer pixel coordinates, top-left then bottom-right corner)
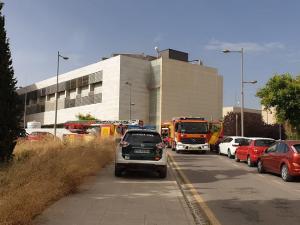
120 141 129 147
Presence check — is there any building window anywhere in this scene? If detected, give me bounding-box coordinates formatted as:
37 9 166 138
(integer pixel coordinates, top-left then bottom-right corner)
39 96 46 103
93 82 102 94
58 91 65 99
47 93 55 101
69 89 76 99
80 85 89 97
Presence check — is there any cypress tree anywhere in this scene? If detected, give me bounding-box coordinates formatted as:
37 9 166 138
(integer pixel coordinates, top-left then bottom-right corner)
0 2 23 162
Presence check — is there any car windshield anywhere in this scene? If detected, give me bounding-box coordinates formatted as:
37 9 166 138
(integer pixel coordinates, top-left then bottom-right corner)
238 139 251 146
179 122 208 134
293 144 300 153
255 139 275 147
235 138 247 144
124 132 162 144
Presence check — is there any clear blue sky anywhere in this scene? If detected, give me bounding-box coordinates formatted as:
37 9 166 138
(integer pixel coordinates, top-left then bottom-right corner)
2 0 300 109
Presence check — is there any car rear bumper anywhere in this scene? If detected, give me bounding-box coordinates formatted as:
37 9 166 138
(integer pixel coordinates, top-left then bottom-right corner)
290 163 300 176
115 148 168 166
250 154 259 163
115 163 166 171
176 142 210 151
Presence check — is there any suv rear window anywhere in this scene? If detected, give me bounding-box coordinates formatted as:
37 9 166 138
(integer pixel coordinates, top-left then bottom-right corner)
124 132 162 145
255 139 275 147
293 144 300 153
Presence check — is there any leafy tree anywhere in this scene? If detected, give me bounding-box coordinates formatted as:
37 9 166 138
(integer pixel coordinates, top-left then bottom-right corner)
0 2 23 162
223 112 285 140
256 74 300 134
76 113 97 121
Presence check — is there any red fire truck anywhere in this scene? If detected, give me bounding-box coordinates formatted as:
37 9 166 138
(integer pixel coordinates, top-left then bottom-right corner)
169 117 210 153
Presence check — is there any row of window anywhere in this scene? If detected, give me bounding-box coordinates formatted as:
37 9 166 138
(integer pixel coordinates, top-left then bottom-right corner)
20 71 103 104
25 93 102 115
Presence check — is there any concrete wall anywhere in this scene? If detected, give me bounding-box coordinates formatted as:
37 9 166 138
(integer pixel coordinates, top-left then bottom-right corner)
149 59 162 128
160 58 223 123
223 106 262 118
119 56 152 124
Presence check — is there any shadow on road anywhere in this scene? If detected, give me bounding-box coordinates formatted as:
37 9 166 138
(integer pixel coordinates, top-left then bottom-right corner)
120 170 162 180
202 198 300 225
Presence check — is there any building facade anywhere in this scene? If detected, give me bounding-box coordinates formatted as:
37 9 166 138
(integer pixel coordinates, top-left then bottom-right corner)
18 49 223 129
223 106 262 118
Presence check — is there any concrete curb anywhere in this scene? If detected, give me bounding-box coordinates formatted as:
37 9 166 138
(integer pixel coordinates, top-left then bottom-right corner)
167 152 213 225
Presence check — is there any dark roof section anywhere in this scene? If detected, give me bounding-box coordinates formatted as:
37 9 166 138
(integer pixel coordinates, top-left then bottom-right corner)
159 49 188 62
111 49 189 62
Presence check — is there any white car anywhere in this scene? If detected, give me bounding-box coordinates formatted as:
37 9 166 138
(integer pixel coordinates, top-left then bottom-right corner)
115 129 167 178
218 136 249 158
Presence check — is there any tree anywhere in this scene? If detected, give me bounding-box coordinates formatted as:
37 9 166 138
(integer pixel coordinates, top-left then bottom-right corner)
0 2 23 162
76 113 97 121
256 73 300 135
223 112 285 140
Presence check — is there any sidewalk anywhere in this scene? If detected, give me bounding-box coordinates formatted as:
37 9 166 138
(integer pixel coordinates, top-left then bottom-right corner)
35 164 196 225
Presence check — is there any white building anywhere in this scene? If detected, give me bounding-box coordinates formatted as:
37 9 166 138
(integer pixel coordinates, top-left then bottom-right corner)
18 49 223 129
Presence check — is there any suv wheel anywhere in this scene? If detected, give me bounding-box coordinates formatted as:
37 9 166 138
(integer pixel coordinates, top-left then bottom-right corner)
281 164 293 182
158 166 167 178
247 156 254 167
257 160 265 173
114 164 123 177
227 149 232 158
176 149 181 154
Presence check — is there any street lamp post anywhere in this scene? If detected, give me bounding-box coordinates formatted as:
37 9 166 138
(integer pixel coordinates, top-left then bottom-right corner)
24 91 27 129
235 113 238 136
125 81 135 120
54 51 69 137
222 48 257 136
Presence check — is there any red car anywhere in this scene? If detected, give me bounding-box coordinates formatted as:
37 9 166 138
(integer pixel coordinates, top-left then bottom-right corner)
257 140 300 181
27 131 55 142
235 138 275 167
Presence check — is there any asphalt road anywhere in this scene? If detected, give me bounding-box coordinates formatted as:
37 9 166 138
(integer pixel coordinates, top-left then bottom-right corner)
169 150 300 225
35 164 195 225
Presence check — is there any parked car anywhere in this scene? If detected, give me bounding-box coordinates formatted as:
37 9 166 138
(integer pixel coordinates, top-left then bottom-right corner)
257 140 300 181
235 138 275 167
218 136 249 158
213 136 227 153
115 129 167 178
27 131 55 142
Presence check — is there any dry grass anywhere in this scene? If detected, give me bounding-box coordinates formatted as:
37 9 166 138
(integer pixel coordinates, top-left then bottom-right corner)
0 138 115 225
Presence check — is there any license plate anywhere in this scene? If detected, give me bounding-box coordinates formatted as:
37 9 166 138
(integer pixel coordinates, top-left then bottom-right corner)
134 149 150 154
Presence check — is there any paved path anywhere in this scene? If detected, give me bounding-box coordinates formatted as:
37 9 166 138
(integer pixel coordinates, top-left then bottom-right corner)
169 150 300 225
35 164 195 225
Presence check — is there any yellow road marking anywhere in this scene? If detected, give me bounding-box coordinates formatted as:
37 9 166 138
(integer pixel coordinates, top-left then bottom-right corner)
168 153 222 225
